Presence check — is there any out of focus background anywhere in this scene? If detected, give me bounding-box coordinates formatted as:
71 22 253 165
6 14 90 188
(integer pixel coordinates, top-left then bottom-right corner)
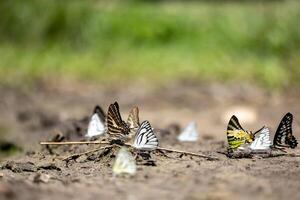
1 0 300 88
1 0 300 155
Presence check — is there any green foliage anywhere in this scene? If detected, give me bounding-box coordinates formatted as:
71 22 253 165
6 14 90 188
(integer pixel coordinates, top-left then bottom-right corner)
0 139 22 158
0 1 300 88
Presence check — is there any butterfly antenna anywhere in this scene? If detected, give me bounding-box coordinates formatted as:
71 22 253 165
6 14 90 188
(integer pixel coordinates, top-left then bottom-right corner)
253 126 266 136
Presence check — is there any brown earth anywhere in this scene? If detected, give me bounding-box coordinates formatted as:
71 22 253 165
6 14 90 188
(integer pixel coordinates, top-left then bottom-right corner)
0 81 300 200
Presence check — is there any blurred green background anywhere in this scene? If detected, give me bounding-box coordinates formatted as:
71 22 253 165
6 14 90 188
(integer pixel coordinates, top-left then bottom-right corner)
1 0 300 89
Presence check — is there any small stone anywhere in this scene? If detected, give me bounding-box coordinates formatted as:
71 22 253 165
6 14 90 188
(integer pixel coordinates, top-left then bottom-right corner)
3 161 37 173
71 178 80 183
37 163 61 171
26 150 36 156
83 171 91 175
33 173 51 183
87 154 98 161
76 155 88 163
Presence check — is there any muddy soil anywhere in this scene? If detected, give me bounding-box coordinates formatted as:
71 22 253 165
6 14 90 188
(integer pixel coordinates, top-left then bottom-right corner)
0 81 300 200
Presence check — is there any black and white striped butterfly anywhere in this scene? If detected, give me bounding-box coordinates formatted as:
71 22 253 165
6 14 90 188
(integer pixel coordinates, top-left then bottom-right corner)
273 113 298 149
133 121 158 151
85 105 106 138
250 127 271 151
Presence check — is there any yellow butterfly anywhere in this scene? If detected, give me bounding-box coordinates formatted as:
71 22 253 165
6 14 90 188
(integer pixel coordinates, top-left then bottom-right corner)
227 115 263 150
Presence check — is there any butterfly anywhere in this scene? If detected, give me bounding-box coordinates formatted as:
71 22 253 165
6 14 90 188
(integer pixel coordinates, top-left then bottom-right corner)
106 102 130 142
273 113 298 149
126 107 140 139
227 115 264 150
113 147 136 176
250 127 272 151
177 121 198 142
133 120 159 151
85 105 106 138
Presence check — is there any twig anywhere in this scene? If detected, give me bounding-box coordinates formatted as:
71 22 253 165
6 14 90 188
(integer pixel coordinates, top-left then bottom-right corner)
40 141 110 145
40 141 219 160
156 147 219 160
62 145 113 161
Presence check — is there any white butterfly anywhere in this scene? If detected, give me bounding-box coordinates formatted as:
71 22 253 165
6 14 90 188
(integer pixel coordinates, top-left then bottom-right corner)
133 121 159 151
113 147 136 176
85 113 106 138
250 127 272 151
177 121 199 142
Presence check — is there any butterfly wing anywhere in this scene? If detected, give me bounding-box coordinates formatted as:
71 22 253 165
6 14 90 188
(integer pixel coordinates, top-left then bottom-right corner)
177 121 198 142
127 107 140 138
133 121 159 151
113 147 136 176
106 102 130 140
93 105 106 122
85 105 106 137
227 115 245 132
86 113 106 137
273 113 298 149
227 115 253 150
250 127 271 150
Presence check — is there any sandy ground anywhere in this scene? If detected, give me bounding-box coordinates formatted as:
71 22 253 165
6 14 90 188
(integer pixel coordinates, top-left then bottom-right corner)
0 81 300 200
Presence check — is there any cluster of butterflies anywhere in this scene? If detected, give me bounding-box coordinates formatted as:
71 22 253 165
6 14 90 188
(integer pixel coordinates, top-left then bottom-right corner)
84 101 298 175
85 102 199 176
227 113 298 153
86 102 158 150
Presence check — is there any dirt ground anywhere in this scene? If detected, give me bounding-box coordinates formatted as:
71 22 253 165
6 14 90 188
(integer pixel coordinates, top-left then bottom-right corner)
1 81 300 200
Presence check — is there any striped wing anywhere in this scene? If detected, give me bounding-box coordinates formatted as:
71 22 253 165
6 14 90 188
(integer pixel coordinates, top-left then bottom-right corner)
227 115 254 150
250 127 271 150
127 107 140 138
227 115 245 132
106 102 130 140
133 121 158 151
113 147 136 176
273 113 298 149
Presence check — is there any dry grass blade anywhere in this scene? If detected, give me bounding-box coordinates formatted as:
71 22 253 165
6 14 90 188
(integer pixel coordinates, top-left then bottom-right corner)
40 141 218 160
40 141 110 145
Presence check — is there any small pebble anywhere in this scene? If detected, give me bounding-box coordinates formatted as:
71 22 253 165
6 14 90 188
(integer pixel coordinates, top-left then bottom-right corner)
33 173 51 184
